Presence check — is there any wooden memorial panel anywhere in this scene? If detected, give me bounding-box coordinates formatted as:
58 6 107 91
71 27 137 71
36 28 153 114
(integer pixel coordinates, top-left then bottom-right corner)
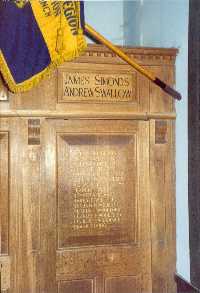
41 119 151 293
58 64 137 103
7 45 176 115
57 133 137 247
0 45 176 293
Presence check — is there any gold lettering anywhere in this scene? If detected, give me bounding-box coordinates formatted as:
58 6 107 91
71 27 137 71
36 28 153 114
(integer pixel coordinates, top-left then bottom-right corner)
70 145 124 232
61 72 136 103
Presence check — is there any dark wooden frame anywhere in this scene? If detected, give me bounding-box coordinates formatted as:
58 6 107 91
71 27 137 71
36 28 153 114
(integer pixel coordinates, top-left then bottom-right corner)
188 0 200 289
176 274 200 293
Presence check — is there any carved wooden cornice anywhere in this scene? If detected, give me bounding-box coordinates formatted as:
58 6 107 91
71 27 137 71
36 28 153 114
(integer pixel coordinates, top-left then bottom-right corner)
0 44 177 114
75 44 178 65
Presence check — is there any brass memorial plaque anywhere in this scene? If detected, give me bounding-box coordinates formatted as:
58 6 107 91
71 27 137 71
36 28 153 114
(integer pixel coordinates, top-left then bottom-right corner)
58 68 137 103
57 134 137 248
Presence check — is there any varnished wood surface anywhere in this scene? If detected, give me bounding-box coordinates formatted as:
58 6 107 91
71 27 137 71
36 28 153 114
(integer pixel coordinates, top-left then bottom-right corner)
0 45 176 293
0 132 9 255
77 44 178 66
45 119 151 293
0 44 176 115
0 110 176 119
150 119 176 293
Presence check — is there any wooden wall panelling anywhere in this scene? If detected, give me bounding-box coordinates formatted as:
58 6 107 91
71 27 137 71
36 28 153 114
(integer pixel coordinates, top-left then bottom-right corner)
166 64 176 113
58 279 94 293
0 127 10 292
39 118 57 293
167 120 176 293
47 119 152 293
28 119 41 145
0 45 177 117
56 62 149 115
138 120 152 293
7 117 42 293
149 65 174 113
9 118 24 293
0 256 10 292
21 118 42 293
76 45 177 67
150 119 176 293
9 70 57 111
57 63 138 104
56 133 137 248
137 71 150 113
105 275 141 293
74 45 176 115
0 131 9 255
0 76 8 102
0 46 177 293
0 76 9 113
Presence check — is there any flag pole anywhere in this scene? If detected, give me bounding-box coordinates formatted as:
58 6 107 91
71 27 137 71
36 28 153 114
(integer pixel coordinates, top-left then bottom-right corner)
85 24 181 101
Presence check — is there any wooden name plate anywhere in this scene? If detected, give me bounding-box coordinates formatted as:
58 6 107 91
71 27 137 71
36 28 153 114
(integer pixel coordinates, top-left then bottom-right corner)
58 66 137 103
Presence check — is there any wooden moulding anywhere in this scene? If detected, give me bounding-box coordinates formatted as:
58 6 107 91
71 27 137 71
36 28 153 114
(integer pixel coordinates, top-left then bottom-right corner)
0 110 176 120
76 44 178 66
0 44 177 115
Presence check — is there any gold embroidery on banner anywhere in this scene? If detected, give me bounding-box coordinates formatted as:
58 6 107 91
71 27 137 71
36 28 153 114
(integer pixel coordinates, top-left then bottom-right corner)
13 0 28 9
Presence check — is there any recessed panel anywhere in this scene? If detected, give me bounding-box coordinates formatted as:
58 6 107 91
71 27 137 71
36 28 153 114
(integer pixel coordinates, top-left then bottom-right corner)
57 134 137 248
105 276 141 293
28 119 41 145
58 279 93 293
58 67 137 103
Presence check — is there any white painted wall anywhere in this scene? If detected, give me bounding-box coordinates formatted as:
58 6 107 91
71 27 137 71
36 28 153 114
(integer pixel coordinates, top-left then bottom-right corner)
85 0 190 281
124 0 190 281
85 1 124 45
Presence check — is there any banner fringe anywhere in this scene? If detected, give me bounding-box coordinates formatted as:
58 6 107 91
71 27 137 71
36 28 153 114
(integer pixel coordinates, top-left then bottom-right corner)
0 35 86 93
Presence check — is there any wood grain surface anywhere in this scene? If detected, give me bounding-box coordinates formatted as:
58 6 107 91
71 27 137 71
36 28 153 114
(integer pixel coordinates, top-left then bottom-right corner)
0 45 176 293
